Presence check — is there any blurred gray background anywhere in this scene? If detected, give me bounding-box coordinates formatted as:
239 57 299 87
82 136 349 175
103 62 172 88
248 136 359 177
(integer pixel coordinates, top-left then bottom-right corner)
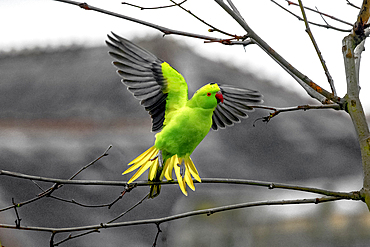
0 37 368 246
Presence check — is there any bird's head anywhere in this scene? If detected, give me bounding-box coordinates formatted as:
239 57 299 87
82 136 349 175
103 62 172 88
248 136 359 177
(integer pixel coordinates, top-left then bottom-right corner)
189 83 223 109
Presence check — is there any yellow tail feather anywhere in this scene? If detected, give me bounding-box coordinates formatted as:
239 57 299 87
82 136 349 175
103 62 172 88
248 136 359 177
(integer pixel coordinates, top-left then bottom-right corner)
184 156 201 182
122 147 202 197
184 165 195 191
163 156 176 181
148 158 159 181
127 146 156 166
123 146 159 181
173 155 187 196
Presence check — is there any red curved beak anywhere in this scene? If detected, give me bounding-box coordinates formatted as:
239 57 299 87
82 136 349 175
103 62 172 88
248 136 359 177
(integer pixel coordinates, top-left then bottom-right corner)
215 92 224 104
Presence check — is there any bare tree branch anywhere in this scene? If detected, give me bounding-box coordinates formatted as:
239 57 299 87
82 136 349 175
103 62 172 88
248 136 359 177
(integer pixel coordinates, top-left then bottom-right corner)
121 0 187 10
0 196 348 235
297 0 337 96
226 0 245 21
214 0 343 105
0 169 360 199
252 104 341 123
53 0 224 42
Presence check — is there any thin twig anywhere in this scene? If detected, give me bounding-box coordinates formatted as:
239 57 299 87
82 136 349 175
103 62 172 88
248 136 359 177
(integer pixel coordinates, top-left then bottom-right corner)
169 0 240 38
30 174 125 213
47 193 122 209
316 6 330 26
152 223 162 247
0 195 43 213
298 0 337 96
287 0 354 26
122 0 187 10
107 193 149 224
69 145 112 180
31 180 45 191
346 0 360 9
33 181 113 209
251 103 341 123
53 229 100 246
12 198 21 228
271 0 352 32
50 232 56 246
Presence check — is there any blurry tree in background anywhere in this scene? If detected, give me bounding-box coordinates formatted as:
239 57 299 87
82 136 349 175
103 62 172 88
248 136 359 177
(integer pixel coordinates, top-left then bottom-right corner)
0 0 370 246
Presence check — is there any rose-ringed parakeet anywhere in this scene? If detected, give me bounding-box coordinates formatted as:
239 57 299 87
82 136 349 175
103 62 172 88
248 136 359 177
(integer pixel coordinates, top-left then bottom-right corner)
106 33 263 198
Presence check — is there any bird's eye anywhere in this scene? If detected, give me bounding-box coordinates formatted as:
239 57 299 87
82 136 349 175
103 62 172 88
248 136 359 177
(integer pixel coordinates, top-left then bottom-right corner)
207 92 211 97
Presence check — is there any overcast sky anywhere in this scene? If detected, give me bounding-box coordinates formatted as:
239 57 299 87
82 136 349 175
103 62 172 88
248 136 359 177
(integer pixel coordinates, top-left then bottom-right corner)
1 0 369 112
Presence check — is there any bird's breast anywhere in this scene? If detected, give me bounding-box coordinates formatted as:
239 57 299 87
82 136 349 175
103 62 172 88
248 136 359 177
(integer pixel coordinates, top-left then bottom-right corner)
154 107 214 158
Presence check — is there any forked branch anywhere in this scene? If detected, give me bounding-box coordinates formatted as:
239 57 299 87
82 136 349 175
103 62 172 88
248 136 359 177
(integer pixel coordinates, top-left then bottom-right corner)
53 0 239 43
342 0 370 209
214 0 342 105
0 195 353 247
286 0 354 27
271 0 352 32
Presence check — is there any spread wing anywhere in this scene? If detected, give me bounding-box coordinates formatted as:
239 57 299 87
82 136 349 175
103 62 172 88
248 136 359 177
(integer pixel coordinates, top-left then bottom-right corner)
212 84 263 130
106 33 188 132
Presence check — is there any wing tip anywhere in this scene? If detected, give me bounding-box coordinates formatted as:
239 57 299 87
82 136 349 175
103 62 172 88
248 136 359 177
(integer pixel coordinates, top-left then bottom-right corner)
212 84 262 130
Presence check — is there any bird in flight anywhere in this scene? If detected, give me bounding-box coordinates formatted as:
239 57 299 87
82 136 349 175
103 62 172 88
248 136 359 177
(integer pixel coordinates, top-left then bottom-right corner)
106 33 262 198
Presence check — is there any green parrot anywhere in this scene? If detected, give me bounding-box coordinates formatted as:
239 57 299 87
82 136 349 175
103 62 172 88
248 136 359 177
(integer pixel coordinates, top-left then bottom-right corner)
106 33 263 198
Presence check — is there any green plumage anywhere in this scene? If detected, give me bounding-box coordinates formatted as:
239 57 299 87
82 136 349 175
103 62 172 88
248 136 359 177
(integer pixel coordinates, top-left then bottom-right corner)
151 65 221 197
106 33 263 197
155 76 220 160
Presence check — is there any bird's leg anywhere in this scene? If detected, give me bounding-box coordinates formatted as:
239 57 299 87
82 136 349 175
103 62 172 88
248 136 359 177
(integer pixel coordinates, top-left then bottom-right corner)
177 160 185 178
150 150 163 168
153 150 163 168
148 150 164 198
158 150 163 168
